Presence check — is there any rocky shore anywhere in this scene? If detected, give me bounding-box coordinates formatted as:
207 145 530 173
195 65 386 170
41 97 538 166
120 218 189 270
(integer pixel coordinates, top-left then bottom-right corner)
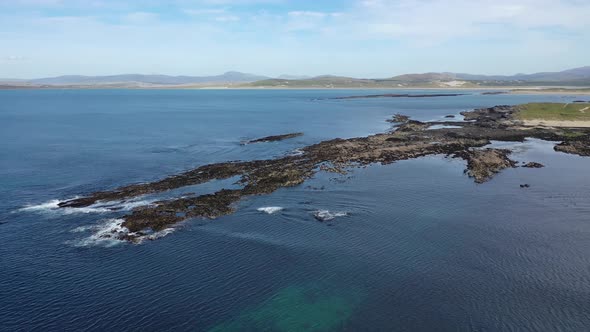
59 104 590 242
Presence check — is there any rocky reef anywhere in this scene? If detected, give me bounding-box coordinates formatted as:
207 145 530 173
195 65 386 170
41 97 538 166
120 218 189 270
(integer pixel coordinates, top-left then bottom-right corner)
522 162 545 168
454 149 517 183
59 104 590 242
554 141 590 156
331 93 466 100
242 132 303 144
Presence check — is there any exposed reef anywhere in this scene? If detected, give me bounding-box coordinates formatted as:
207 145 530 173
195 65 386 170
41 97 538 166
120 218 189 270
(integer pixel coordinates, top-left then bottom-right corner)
454 149 517 183
330 93 466 100
59 104 590 242
481 91 508 95
242 132 303 144
554 141 590 156
386 114 410 123
522 162 545 168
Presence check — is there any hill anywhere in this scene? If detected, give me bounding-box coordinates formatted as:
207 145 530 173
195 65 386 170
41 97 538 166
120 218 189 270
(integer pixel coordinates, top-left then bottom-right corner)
3 66 590 89
245 67 590 88
27 71 269 86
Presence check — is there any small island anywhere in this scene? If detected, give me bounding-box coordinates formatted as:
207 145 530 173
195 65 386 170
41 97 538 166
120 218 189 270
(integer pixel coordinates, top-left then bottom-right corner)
58 102 590 242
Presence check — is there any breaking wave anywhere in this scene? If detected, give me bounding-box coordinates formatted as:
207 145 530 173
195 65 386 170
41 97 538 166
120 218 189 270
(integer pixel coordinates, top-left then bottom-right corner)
257 206 284 214
68 218 128 247
313 210 349 222
289 148 305 156
17 197 155 215
68 218 175 247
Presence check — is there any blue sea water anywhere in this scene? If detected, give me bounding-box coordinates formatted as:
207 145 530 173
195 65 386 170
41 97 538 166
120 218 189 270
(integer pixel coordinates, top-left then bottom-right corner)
1 89 590 331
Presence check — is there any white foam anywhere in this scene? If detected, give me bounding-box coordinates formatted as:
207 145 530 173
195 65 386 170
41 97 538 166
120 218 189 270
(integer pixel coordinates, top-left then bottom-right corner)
257 206 284 214
69 218 175 247
18 197 155 215
18 199 61 212
290 148 305 156
313 210 349 221
90 197 156 211
70 225 96 233
69 218 128 247
136 228 175 243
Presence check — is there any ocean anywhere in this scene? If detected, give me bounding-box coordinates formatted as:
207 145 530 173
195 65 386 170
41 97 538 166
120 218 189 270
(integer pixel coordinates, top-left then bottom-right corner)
1 89 590 331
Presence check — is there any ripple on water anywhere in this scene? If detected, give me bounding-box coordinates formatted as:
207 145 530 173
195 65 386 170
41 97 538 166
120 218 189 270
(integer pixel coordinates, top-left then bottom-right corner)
208 284 362 331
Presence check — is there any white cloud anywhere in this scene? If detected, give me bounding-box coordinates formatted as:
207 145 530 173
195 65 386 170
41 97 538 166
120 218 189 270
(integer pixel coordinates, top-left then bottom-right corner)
1 0 589 78
184 8 227 15
123 11 159 24
2 55 28 61
215 15 240 22
352 0 590 42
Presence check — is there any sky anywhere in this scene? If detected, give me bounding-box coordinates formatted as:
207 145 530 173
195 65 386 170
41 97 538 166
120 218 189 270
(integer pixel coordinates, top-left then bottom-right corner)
1 0 589 78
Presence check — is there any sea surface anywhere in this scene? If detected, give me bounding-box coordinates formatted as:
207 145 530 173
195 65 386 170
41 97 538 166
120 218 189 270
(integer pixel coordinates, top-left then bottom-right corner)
1 89 590 331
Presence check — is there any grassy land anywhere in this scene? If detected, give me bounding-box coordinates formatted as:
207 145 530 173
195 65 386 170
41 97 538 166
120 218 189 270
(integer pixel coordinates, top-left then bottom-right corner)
511 88 590 94
244 77 481 89
516 103 590 121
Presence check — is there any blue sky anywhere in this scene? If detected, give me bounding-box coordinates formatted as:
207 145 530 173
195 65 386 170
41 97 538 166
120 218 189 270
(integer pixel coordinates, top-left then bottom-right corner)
1 0 589 78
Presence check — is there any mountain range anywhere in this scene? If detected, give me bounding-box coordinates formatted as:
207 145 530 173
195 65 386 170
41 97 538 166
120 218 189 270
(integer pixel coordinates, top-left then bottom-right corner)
2 66 590 88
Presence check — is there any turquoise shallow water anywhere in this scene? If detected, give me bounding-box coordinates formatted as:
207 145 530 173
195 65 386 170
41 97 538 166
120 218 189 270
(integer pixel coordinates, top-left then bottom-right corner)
1 89 590 331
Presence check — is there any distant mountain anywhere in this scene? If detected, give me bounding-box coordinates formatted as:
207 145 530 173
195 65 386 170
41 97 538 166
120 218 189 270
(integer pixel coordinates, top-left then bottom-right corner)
247 66 590 88
4 66 590 88
28 71 270 85
385 67 590 83
452 66 590 83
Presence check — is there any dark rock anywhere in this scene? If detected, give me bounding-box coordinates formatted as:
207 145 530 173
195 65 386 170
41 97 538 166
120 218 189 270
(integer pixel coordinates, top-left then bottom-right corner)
520 184 530 188
445 115 455 118
396 120 429 132
554 141 590 156
331 93 465 100
522 162 544 168
386 114 410 123
460 105 515 122
242 132 303 144
481 91 508 95
454 148 517 183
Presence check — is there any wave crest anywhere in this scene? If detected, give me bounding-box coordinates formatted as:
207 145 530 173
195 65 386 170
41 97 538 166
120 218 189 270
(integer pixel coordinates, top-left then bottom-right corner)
257 206 284 214
313 210 349 222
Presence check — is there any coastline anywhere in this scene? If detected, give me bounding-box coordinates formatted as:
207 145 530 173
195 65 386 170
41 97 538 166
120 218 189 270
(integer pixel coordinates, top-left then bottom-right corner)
56 103 590 242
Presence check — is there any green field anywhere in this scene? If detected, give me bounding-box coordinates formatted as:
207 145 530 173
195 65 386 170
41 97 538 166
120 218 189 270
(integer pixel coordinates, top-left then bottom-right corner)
516 103 590 121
